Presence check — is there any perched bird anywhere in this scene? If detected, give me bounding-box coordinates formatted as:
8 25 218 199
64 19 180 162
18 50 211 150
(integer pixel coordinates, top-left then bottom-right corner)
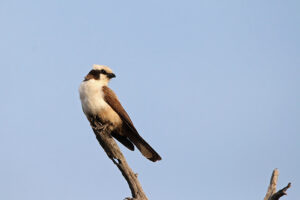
79 65 161 162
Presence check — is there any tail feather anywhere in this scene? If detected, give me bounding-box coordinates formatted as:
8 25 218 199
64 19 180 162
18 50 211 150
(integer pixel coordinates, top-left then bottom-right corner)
111 132 134 151
128 134 162 162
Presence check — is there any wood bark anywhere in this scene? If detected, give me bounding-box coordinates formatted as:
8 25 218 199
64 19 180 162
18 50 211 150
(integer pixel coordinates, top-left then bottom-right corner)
264 169 291 200
91 119 148 200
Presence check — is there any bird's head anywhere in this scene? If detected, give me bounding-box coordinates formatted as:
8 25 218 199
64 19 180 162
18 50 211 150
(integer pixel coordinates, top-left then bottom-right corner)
84 65 116 85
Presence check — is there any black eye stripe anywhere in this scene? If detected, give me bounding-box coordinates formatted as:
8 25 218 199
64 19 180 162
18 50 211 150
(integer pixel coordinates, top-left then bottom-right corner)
86 69 101 80
89 70 99 75
100 69 107 74
87 69 109 80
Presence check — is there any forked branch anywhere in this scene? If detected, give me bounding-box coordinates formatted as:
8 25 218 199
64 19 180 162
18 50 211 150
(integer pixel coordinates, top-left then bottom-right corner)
91 119 148 200
264 169 291 200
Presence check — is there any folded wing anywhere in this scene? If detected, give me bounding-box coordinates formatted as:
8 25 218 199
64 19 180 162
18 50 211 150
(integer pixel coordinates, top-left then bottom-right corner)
102 86 161 162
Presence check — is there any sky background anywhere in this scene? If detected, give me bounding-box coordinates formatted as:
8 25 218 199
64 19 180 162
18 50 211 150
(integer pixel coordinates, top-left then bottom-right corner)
0 0 299 199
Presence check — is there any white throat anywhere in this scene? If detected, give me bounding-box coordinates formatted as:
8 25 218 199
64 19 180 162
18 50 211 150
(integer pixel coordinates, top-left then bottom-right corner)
79 79 106 116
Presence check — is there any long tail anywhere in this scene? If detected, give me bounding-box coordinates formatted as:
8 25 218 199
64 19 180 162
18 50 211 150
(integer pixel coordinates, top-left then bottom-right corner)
128 134 162 162
112 131 135 151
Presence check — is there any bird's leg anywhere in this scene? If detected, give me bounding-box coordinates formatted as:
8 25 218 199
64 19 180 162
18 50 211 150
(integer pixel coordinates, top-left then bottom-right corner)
90 116 106 131
91 124 103 131
92 122 106 131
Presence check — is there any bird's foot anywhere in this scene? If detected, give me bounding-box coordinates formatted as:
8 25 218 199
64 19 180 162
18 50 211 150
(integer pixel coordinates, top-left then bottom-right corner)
91 124 105 131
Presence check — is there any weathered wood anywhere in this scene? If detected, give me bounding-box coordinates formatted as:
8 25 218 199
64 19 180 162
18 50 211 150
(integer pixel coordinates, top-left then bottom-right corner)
91 119 148 200
264 169 279 200
264 169 291 200
270 183 291 200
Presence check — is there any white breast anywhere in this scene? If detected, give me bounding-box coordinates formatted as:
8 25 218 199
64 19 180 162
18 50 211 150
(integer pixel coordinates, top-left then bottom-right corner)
79 80 122 126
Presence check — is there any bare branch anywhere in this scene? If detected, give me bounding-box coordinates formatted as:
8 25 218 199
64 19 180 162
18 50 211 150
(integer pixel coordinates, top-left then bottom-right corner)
91 119 148 200
264 169 279 200
264 169 291 200
270 183 291 200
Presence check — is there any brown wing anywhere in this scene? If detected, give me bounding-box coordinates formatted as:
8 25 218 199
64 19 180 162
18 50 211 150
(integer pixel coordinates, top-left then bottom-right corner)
102 86 161 162
102 86 137 133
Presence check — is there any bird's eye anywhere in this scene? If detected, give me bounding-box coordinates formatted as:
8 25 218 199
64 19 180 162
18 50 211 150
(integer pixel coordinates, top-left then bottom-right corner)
100 69 107 74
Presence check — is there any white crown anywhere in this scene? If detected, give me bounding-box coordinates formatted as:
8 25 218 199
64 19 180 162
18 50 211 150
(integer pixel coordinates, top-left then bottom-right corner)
93 64 109 70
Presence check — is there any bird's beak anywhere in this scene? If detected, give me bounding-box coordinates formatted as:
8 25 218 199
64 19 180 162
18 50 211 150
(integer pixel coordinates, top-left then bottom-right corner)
107 73 116 79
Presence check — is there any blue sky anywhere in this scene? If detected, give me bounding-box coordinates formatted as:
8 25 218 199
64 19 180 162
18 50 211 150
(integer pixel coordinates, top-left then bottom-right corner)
0 0 299 199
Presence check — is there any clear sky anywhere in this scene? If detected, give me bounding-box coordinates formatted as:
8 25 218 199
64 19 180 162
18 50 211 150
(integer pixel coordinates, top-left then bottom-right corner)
0 0 299 199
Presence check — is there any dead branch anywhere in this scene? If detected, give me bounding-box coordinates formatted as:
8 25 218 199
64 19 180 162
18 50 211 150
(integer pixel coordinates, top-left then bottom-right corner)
264 169 291 200
270 183 291 200
91 119 148 200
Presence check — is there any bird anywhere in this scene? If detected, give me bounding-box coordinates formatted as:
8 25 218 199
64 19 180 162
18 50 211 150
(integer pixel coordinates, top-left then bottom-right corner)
79 65 161 162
